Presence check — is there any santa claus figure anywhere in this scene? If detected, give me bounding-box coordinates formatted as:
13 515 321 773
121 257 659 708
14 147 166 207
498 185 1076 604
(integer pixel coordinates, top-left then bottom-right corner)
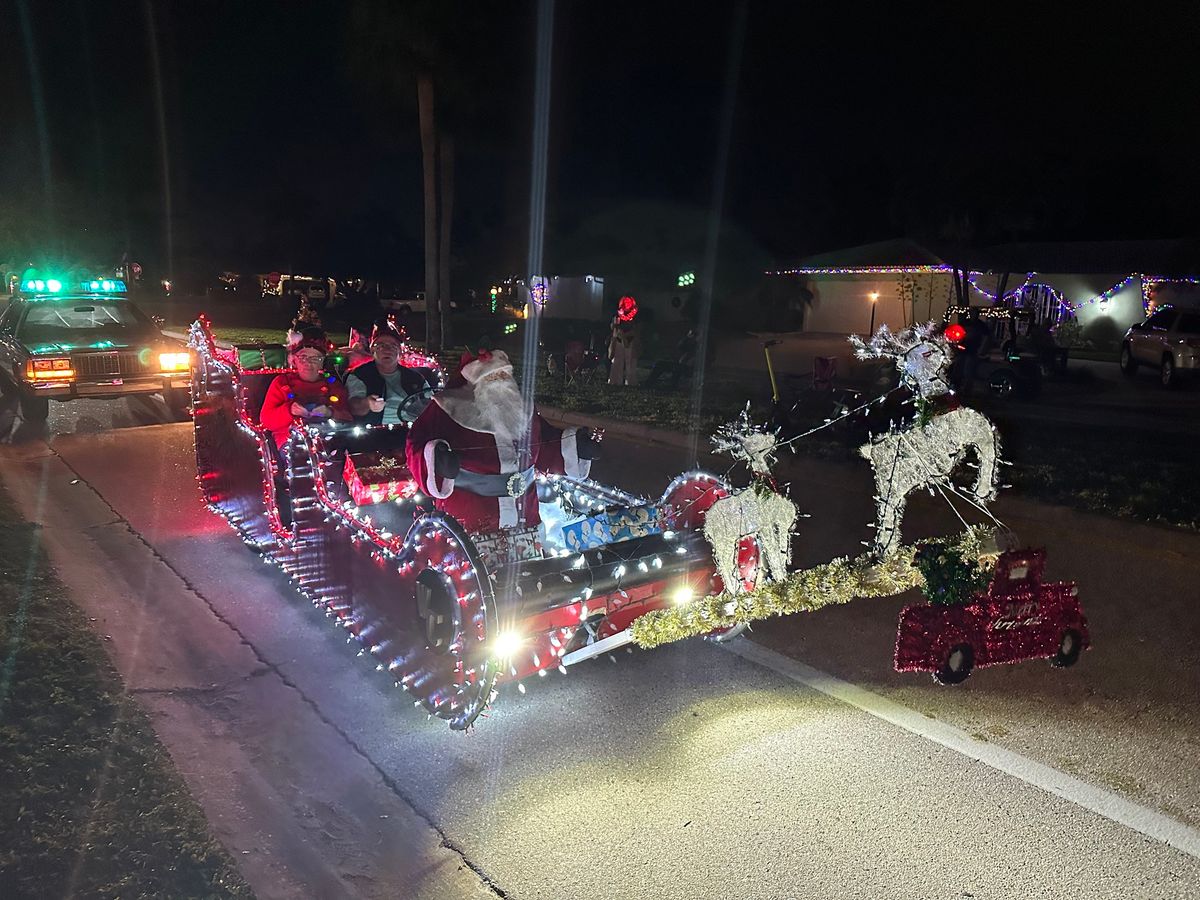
406 349 600 533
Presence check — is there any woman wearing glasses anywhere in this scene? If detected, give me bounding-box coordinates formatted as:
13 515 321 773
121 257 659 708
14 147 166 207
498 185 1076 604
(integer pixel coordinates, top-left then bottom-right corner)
259 326 353 455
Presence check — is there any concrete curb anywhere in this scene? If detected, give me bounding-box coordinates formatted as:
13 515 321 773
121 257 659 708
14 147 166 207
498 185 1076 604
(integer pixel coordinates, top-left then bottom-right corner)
538 404 694 450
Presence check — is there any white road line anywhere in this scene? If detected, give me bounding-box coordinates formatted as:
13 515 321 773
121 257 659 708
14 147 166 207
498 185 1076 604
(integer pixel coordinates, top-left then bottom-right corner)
725 639 1200 862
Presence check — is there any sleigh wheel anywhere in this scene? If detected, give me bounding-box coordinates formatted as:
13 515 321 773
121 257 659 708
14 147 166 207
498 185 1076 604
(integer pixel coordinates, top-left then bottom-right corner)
704 534 760 643
704 622 748 643
659 471 729 530
392 514 500 730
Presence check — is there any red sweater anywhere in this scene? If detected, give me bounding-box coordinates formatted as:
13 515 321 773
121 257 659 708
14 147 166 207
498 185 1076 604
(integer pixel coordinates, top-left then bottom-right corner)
259 372 352 450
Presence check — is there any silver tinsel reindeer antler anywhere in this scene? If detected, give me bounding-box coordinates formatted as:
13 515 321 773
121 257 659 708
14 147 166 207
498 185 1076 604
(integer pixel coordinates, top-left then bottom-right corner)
849 321 954 400
711 404 780 477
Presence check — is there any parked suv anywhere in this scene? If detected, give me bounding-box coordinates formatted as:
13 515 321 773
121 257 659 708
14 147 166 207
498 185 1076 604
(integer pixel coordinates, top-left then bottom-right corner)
1120 307 1200 388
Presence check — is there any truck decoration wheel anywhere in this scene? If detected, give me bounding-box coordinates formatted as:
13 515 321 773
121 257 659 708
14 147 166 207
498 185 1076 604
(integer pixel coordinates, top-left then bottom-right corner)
933 643 974 685
1051 629 1082 668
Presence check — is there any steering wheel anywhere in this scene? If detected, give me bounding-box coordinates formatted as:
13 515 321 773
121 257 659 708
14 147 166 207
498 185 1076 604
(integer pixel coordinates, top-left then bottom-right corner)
397 385 437 423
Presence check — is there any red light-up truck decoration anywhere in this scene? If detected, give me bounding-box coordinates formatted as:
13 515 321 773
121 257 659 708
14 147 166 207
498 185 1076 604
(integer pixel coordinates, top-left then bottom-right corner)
894 548 1090 685
189 317 756 730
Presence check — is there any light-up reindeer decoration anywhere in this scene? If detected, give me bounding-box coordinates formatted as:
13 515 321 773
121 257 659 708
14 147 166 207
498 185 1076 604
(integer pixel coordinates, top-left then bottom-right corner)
705 407 798 593
850 324 1001 557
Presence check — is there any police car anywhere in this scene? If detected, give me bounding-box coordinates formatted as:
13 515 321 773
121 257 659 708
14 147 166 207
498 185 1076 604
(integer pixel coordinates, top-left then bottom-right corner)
0 271 191 421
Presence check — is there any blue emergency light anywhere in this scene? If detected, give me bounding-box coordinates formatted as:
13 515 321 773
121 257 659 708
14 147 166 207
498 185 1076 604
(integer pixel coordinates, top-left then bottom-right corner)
80 279 127 293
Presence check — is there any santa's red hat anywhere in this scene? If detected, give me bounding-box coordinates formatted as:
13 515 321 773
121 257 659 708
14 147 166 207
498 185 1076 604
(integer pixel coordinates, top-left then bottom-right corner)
460 349 513 384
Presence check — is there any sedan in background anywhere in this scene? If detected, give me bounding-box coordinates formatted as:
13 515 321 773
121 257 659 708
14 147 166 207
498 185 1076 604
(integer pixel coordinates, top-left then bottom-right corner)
0 275 191 422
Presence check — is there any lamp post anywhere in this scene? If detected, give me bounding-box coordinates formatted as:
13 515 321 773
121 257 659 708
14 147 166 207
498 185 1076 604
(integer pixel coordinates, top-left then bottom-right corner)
868 291 879 335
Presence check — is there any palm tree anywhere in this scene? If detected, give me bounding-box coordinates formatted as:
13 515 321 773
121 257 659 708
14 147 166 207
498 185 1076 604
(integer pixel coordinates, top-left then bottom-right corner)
348 1 472 353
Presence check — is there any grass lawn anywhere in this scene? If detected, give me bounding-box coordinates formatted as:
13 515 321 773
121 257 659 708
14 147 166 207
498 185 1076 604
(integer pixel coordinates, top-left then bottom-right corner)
0 486 252 899
208 326 350 347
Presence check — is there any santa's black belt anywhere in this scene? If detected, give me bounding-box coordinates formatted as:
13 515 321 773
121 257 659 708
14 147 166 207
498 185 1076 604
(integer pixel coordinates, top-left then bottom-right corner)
454 467 536 498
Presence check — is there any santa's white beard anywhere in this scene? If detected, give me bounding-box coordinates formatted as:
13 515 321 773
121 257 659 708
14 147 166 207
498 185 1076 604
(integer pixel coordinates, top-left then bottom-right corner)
472 377 529 442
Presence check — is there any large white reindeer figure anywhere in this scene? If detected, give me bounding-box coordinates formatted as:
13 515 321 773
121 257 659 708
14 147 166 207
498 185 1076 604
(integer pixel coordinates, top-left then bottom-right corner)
851 323 1001 557
705 410 798 592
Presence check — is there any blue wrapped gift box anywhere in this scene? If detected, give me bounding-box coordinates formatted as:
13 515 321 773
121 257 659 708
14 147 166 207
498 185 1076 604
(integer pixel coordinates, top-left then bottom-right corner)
560 504 662 551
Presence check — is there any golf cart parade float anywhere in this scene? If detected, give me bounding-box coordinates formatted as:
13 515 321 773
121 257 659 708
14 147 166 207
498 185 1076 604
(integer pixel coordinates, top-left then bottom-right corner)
189 316 1090 731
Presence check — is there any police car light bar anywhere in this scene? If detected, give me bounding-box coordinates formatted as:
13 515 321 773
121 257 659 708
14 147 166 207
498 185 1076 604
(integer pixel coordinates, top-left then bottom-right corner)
21 277 126 294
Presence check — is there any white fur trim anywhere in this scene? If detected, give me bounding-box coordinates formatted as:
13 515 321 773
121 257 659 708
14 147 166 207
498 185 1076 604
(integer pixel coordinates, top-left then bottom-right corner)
461 350 513 384
561 427 591 480
498 496 518 528
422 440 454 499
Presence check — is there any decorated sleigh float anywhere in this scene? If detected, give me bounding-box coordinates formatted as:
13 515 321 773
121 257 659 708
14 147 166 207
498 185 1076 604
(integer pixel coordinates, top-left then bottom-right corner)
188 316 1089 731
188 317 764 730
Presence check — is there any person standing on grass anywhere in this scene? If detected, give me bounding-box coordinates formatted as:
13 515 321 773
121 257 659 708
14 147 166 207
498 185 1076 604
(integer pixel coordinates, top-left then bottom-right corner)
608 295 640 386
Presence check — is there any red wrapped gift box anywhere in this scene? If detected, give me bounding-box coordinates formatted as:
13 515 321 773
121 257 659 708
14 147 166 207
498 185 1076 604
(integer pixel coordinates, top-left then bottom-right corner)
344 452 418 506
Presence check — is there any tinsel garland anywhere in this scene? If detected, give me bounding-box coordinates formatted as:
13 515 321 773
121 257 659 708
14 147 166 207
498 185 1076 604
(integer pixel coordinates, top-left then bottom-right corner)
628 526 997 649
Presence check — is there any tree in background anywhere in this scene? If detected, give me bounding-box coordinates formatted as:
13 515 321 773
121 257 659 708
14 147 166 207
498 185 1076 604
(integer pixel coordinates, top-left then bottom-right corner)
349 1 491 352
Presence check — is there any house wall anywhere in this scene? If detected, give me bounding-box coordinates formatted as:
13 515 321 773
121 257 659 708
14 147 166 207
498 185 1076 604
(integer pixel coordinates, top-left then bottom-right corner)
518 275 605 319
968 271 1144 350
801 273 956 334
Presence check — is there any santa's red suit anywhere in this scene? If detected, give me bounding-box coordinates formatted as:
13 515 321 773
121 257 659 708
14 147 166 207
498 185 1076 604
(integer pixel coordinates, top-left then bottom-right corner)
406 350 591 533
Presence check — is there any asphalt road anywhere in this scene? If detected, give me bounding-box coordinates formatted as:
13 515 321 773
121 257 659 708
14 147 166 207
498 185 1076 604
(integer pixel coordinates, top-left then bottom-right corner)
2 411 1200 899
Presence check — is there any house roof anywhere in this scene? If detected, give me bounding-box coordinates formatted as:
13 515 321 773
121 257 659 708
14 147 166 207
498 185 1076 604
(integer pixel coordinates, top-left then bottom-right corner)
771 237 1200 277
786 238 950 270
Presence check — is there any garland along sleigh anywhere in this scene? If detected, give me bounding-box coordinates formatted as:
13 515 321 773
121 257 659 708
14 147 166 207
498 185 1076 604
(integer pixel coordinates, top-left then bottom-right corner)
189 317 1088 731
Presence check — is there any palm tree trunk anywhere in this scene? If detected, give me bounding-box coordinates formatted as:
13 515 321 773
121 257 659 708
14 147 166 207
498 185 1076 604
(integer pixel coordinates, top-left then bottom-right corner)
417 72 441 353
438 131 455 349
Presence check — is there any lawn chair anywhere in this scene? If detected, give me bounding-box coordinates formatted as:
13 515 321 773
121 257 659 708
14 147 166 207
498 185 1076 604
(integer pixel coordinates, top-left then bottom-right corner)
563 339 609 386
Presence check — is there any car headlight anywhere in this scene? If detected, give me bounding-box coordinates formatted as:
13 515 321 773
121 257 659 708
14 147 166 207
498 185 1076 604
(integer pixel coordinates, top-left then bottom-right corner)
25 357 75 381
159 351 191 372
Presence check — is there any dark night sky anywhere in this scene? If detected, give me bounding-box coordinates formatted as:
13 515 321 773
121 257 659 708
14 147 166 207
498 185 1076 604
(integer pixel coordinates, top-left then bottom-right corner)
3 1 1199 288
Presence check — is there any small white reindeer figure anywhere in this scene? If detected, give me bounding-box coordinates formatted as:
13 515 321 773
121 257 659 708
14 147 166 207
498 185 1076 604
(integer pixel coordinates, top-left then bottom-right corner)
705 409 798 593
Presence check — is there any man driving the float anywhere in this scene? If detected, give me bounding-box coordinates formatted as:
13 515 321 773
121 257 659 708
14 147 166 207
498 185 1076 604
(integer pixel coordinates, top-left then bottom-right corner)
406 348 601 534
345 319 433 425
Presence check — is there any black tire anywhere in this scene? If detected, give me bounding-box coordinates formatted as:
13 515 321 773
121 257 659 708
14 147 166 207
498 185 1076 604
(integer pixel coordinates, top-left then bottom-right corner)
163 386 192 420
19 390 49 422
1051 628 1083 668
1161 355 1177 389
1119 344 1138 375
933 643 974 685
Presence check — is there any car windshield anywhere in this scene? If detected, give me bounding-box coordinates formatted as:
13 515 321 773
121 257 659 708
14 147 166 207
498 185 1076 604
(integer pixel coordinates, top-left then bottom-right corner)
18 299 157 342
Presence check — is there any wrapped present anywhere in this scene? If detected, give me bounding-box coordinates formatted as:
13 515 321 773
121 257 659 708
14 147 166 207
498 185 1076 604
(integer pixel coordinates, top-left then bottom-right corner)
473 526 545 568
344 452 417 506
560 504 661 552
